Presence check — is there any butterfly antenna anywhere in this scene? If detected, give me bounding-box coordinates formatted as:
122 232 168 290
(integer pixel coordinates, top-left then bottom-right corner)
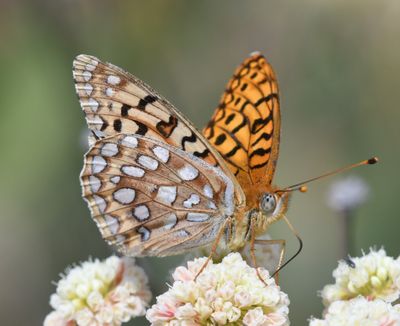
279 156 378 193
271 215 303 278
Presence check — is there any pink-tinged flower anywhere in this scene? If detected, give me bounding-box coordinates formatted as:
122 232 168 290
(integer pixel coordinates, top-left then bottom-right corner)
309 296 400 326
243 307 287 326
145 293 180 322
44 256 151 326
146 252 290 325
43 311 76 326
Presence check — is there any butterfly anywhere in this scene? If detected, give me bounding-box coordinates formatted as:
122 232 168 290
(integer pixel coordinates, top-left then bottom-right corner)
73 52 293 275
73 52 378 278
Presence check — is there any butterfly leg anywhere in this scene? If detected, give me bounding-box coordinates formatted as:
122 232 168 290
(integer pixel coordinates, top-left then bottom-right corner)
253 238 286 284
249 220 271 286
194 217 232 280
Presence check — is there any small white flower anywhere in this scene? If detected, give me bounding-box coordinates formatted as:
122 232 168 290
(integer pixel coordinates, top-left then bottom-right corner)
43 311 74 326
327 175 370 212
146 252 290 325
321 248 400 307
244 307 287 326
309 296 400 325
44 256 151 326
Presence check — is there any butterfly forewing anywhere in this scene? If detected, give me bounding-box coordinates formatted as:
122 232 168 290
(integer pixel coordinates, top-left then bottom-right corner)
81 134 236 256
73 54 245 183
203 52 280 186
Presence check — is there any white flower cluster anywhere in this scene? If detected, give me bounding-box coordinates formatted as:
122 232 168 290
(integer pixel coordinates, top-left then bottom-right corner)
310 248 400 325
321 248 400 306
309 296 400 326
146 252 289 325
44 256 151 326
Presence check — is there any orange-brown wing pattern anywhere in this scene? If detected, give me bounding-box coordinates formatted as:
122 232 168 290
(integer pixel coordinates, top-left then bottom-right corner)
203 52 280 187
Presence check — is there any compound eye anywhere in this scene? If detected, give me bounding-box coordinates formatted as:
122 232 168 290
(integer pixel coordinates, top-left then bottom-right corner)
260 193 277 213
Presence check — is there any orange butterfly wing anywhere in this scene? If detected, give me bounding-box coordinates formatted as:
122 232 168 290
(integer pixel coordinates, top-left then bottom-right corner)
203 52 280 189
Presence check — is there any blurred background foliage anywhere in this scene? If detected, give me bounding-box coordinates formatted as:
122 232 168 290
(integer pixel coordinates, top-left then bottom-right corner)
0 0 399 324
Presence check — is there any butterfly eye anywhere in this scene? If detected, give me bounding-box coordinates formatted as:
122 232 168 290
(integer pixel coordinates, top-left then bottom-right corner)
260 193 277 214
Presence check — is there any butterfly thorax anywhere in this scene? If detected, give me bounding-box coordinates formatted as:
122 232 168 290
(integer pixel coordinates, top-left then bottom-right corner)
227 187 291 251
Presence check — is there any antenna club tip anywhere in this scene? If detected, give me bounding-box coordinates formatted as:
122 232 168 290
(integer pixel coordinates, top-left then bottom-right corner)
299 186 308 193
368 157 379 165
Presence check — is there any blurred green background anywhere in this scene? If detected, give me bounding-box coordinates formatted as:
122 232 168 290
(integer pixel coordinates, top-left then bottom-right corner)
1 0 399 324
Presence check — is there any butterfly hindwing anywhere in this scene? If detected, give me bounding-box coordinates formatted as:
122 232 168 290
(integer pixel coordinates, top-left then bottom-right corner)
203 52 280 187
80 134 236 256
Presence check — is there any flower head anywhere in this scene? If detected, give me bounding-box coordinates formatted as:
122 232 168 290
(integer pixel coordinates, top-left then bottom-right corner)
309 296 400 326
326 176 369 213
321 248 400 307
146 252 289 325
44 256 151 326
